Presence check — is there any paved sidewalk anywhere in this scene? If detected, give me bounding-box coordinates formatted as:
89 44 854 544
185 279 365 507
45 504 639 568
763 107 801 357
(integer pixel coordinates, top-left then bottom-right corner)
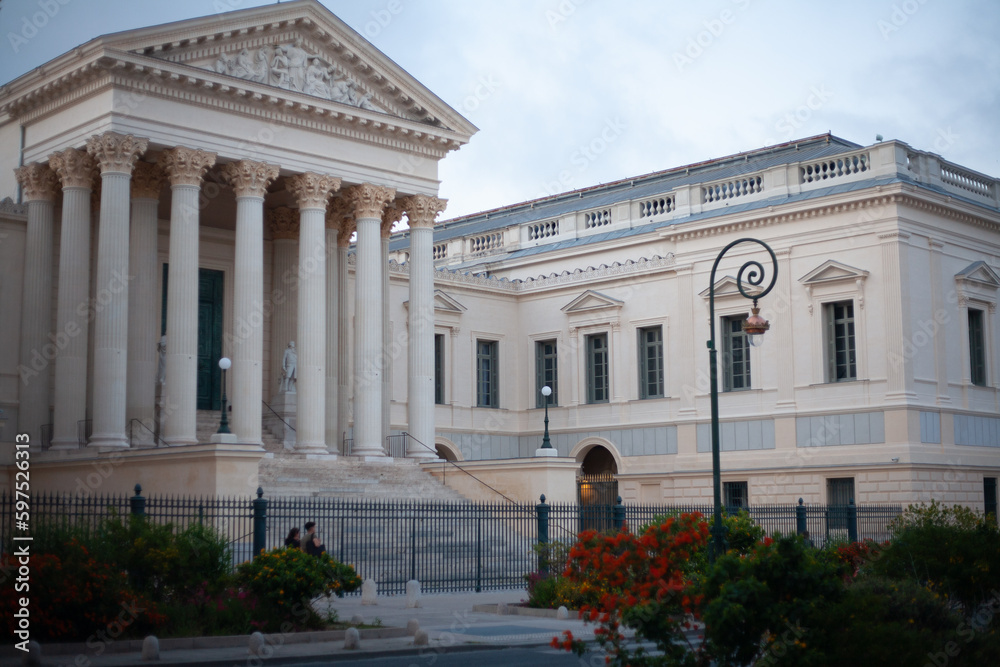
11 590 599 666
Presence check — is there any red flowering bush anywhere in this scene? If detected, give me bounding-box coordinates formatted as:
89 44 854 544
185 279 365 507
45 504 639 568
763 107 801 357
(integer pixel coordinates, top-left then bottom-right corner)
554 513 711 665
0 538 164 642
831 538 885 578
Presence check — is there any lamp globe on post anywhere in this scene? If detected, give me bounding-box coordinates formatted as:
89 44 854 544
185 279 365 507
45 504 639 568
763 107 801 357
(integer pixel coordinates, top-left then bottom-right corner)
217 357 232 435
535 385 557 457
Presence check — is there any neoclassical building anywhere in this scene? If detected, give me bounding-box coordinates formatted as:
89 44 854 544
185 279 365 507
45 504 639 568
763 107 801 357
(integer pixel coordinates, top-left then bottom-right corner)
0 0 474 494
1 3 997 511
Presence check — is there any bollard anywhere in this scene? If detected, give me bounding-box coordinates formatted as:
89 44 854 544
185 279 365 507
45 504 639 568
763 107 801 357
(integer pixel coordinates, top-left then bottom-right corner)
796 498 807 536
847 499 858 543
252 487 268 559
613 495 625 532
536 494 550 575
130 483 146 517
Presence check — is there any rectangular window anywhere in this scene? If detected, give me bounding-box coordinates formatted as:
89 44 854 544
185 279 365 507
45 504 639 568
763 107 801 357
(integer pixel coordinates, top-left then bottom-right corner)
586 333 610 404
535 339 558 408
476 340 498 408
637 326 664 399
434 333 445 405
825 301 857 382
723 481 748 510
969 308 987 386
722 316 751 391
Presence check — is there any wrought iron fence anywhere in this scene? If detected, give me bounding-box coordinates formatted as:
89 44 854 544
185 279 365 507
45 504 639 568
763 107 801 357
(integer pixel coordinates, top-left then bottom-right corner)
1 488 904 594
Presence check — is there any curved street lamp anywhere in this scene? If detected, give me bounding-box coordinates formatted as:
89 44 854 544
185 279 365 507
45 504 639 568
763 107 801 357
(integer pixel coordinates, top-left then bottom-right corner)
707 238 778 562
217 357 232 435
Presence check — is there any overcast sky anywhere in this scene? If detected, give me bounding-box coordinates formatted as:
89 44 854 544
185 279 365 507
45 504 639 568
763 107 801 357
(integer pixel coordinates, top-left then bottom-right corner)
2 0 998 219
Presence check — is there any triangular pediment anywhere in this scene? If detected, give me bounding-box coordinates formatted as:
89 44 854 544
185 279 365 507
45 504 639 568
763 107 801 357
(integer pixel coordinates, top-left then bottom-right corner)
562 290 624 313
799 260 869 286
92 0 475 132
699 275 748 299
955 261 1000 289
433 290 467 313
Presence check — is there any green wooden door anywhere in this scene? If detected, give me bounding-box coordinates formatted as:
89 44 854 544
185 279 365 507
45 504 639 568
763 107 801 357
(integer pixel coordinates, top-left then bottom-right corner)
161 265 225 410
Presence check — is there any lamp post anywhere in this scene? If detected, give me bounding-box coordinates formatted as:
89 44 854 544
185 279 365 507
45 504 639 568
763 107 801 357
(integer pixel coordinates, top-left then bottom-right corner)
217 357 232 435
707 238 777 562
536 385 557 457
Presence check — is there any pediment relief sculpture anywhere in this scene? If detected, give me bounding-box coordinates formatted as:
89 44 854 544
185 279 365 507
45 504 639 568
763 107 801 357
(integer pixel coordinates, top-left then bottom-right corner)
214 39 382 112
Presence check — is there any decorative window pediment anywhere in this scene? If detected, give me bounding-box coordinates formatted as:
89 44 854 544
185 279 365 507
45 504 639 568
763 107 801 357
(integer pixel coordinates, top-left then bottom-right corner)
955 261 1000 291
799 260 869 286
432 290 467 313
699 275 747 299
561 290 624 314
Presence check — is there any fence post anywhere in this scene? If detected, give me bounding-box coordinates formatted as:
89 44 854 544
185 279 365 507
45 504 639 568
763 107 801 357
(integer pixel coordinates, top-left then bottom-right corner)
252 487 268 559
613 495 625 532
847 499 858 542
796 498 807 535
130 484 145 517
536 494 550 575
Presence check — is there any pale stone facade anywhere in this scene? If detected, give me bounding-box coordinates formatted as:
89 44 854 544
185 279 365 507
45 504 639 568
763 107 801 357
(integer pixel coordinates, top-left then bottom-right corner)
0 0 474 496
391 135 1000 510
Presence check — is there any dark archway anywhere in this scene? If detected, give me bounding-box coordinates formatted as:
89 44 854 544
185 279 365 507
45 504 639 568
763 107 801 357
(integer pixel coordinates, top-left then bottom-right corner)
577 445 619 532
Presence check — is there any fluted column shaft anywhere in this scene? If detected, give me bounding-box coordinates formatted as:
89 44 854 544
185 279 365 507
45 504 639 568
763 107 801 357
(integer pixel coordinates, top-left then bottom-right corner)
347 184 395 456
159 147 217 446
223 160 278 447
14 163 58 447
85 132 149 448
402 195 447 457
381 235 392 445
126 162 164 446
48 148 96 450
325 226 340 449
288 173 340 454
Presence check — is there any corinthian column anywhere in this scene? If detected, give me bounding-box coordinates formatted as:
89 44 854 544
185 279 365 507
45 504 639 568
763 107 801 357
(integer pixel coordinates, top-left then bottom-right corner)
14 163 59 447
158 146 217 446
345 183 395 457
126 161 165 446
400 195 447 458
381 202 403 448
48 149 97 449
287 172 341 454
221 159 279 446
324 197 350 450
85 132 149 448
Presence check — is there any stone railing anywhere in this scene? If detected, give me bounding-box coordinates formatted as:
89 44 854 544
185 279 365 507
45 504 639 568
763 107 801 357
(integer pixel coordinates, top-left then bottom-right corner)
939 161 994 200
800 150 870 184
527 219 559 241
433 243 448 260
583 208 612 229
639 195 674 217
469 232 503 255
703 174 763 203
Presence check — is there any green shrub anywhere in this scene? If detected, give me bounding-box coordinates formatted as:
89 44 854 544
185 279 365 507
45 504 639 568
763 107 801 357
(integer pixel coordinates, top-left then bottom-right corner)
236 547 361 631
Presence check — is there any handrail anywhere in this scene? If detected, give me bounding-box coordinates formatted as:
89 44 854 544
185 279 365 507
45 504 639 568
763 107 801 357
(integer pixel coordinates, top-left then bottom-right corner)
402 432 519 505
128 418 170 448
262 399 295 432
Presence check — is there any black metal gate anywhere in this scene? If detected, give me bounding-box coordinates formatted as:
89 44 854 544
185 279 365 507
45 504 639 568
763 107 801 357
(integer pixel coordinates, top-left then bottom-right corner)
577 472 618 533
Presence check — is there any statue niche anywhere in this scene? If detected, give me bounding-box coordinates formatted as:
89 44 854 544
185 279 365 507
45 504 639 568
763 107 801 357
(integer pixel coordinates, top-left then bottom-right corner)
215 40 381 112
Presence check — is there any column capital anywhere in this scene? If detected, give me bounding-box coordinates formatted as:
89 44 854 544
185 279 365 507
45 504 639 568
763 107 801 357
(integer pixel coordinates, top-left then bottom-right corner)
158 146 218 187
344 183 396 220
381 201 403 238
287 172 341 210
267 206 299 240
85 132 149 174
327 196 357 246
221 159 279 198
15 162 60 202
131 161 166 199
400 194 448 229
48 148 97 190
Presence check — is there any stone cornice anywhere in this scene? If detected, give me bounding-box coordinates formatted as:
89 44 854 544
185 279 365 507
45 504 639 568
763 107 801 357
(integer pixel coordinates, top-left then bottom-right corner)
220 159 279 198
0 197 28 217
48 147 98 190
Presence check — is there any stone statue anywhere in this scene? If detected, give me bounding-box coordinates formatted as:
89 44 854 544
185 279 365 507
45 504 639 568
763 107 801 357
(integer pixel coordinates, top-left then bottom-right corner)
156 335 167 385
304 58 331 98
280 341 297 393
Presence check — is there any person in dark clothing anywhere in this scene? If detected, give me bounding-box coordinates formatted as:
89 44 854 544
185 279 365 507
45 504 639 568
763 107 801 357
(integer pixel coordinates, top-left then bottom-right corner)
284 527 301 549
303 521 326 556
